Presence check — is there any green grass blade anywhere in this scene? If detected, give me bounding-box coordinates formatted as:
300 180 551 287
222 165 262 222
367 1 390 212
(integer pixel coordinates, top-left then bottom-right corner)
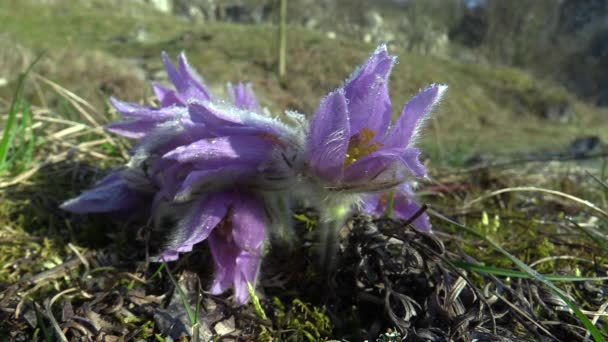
453 261 608 282
383 191 396 218
162 262 196 326
0 51 45 169
430 209 606 342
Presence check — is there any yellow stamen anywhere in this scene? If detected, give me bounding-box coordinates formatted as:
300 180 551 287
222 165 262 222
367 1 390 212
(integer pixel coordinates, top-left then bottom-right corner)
344 128 382 167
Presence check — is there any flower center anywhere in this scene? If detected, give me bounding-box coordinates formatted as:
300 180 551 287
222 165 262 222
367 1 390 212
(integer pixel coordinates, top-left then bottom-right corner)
345 128 382 167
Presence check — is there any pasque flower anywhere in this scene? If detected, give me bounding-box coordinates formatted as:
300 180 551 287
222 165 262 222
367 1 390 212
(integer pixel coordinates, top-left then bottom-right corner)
62 45 446 304
307 45 446 191
305 45 445 238
62 52 303 304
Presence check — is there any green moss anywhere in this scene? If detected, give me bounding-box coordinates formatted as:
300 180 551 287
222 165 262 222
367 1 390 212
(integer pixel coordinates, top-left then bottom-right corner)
260 297 333 341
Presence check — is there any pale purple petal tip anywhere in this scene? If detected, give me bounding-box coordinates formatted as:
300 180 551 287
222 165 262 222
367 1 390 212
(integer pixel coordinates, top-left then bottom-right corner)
401 148 427 178
385 84 448 148
344 44 395 104
229 83 261 112
177 52 212 101
106 120 157 139
60 172 143 214
234 253 262 304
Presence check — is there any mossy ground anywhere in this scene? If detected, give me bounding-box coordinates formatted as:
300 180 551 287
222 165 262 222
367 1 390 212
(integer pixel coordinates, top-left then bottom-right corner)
0 0 607 340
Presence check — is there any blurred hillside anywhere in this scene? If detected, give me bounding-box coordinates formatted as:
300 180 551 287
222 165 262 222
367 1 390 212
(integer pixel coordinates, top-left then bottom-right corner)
1 0 608 165
135 0 608 107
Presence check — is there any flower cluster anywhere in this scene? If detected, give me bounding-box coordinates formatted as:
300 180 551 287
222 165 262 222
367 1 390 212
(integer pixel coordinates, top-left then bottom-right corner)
62 45 446 304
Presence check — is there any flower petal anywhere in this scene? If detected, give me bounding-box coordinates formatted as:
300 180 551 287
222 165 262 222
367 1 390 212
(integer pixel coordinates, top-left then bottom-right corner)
162 52 211 102
162 192 230 259
344 44 395 105
361 193 383 214
110 97 184 120
177 52 212 101
208 225 240 295
162 135 275 166
106 120 158 139
188 100 243 128
384 84 447 148
234 252 262 304
401 147 427 178
343 147 406 184
307 89 350 182
173 165 255 202
343 45 395 136
347 76 392 138
60 172 145 214
228 82 262 112
360 183 432 232
152 83 183 106
231 193 267 254
393 197 432 232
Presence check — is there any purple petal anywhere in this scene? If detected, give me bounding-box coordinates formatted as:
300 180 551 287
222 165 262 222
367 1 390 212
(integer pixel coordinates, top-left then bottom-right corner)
177 52 212 101
162 135 275 166
229 82 262 112
384 84 447 148
60 172 144 214
209 230 240 295
160 192 230 260
344 45 395 136
234 252 262 304
231 193 266 254
189 100 294 139
361 193 383 214
307 89 350 182
392 197 432 232
347 77 392 138
360 184 432 232
174 165 255 202
342 147 406 184
401 147 427 178
110 97 184 120
106 120 159 139
188 100 243 127
162 52 211 102
344 44 395 105
152 83 183 106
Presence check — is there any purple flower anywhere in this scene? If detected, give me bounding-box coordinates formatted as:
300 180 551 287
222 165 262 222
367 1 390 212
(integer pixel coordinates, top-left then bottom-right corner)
362 183 431 232
107 52 263 140
61 51 299 304
61 45 447 304
158 190 266 305
306 45 447 190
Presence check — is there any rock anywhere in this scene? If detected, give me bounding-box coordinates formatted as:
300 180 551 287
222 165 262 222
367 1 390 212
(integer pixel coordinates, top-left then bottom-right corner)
568 136 602 157
544 102 576 123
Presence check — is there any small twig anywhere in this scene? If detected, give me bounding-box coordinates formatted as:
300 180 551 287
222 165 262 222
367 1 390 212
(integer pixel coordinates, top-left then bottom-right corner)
494 293 558 339
45 287 79 342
